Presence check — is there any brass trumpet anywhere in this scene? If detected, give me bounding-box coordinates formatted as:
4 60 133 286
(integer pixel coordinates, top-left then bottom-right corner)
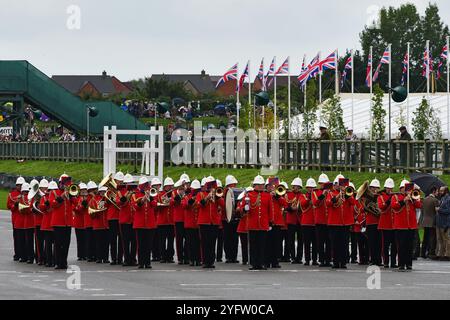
411 190 421 201
69 184 80 197
345 186 355 197
275 185 287 197
19 203 31 212
215 187 224 198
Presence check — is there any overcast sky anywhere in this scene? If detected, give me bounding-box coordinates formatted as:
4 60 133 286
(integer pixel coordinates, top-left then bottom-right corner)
2 0 449 81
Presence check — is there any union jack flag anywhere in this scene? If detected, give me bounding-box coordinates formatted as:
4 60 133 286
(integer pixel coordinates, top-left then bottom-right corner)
441 45 448 60
264 57 276 89
437 59 443 80
365 53 372 87
422 47 433 78
298 53 320 88
257 58 264 86
238 61 250 92
380 46 390 64
401 52 409 86
320 50 337 72
216 63 238 88
341 55 352 88
276 57 289 75
299 55 307 91
372 63 382 83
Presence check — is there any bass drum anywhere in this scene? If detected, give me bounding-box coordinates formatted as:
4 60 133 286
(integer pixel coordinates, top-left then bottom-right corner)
225 188 245 223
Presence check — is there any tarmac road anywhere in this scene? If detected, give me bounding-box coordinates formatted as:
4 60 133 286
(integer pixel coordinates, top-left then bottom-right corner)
1 212 449 300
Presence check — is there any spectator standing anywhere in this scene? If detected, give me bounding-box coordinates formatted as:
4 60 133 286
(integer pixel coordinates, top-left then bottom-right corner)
420 187 439 259
436 187 450 261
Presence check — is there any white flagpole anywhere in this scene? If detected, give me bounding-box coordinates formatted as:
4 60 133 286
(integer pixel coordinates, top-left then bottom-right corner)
447 35 449 138
407 42 410 130
274 57 277 136
335 49 339 95
388 43 392 139
248 60 251 108
427 40 430 96
370 46 373 132
319 51 322 103
288 56 291 139
351 49 354 130
237 63 240 129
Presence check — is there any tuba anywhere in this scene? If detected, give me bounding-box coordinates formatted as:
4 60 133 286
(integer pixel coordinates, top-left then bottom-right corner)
411 190 421 201
100 174 120 210
275 185 287 197
69 184 80 197
215 187 224 198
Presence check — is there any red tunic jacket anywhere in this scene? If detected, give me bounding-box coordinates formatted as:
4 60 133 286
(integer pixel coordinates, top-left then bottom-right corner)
352 200 365 233
195 191 224 226
156 192 174 226
391 194 421 230
171 192 185 223
117 190 134 225
132 191 157 229
312 189 328 225
300 193 315 226
237 191 273 231
284 191 302 225
183 193 199 229
15 196 34 229
49 189 73 227
39 194 53 231
326 190 355 226
378 192 394 230
271 195 288 227
73 196 89 229
89 195 108 230
7 190 21 228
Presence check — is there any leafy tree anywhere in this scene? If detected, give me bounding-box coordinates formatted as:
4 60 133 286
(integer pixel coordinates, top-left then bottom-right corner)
371 84 387 140
412 97 442 140
321 91 346 139
301 79 318 139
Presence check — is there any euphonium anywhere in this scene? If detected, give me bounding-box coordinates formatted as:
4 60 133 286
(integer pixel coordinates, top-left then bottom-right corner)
105 189 120 210
275 185 287 197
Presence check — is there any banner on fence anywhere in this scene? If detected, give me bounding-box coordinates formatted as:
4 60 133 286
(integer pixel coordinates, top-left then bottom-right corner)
0 127 13 136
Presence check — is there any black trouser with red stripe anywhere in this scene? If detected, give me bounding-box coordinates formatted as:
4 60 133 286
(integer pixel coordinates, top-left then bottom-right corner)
94 229 109 262
13 228 18 260
381 229 397 267
396 229 414 268
43 230 54 266
239 233 249 264
158 225 175 262
249 230 267 269
136 228 155 267
216 227 224 262
356 232 369 264
200 224 219 266
223 220 239 262
302 226 317 264
109 220 123 263
17 228 34 262
316 224 331 265
75 229 86 260
185 228 201 264
367 224 382 265
265 226 281 267
287 224 303 262
54 226 71 268
35 226 44 264
85 227 96 261
329 226 350 267
121 223 137 264
152 227 161 261
175 222 187 263
350 232 358 262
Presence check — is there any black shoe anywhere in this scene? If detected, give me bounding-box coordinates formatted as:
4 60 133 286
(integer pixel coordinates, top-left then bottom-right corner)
249 267 258 270
272 264 281 269
406 266 412 271
398 266 406 272
384 265 390 269
110 261 117 266
19 258 27 263
391 264 398 269
332 264 340 269
261 266 267 270
77 258 83 261
27 260 33 264
54 265 65 270
145 264 152 269
178 261 184 265
217 259 223 263
160 259 167 263
103 260 110 264
304 261 310 266
190 263 195 267
167 260 175 264
87 258 94 262
96 260 102 264
242 261 248 265
195 261 201 267
138 265 145 269
312 261 319 266
291 260 301 264
350 259 357 264
340 264 347 269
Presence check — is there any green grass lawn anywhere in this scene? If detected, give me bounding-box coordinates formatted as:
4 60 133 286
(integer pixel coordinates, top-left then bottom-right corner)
0 189 8 210
1 159 449 210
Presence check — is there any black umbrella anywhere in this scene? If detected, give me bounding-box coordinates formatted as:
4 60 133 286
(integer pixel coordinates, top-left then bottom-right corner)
410 173 446 196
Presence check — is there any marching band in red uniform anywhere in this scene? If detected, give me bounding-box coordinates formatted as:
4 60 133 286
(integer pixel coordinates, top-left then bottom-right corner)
6 172 423 272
